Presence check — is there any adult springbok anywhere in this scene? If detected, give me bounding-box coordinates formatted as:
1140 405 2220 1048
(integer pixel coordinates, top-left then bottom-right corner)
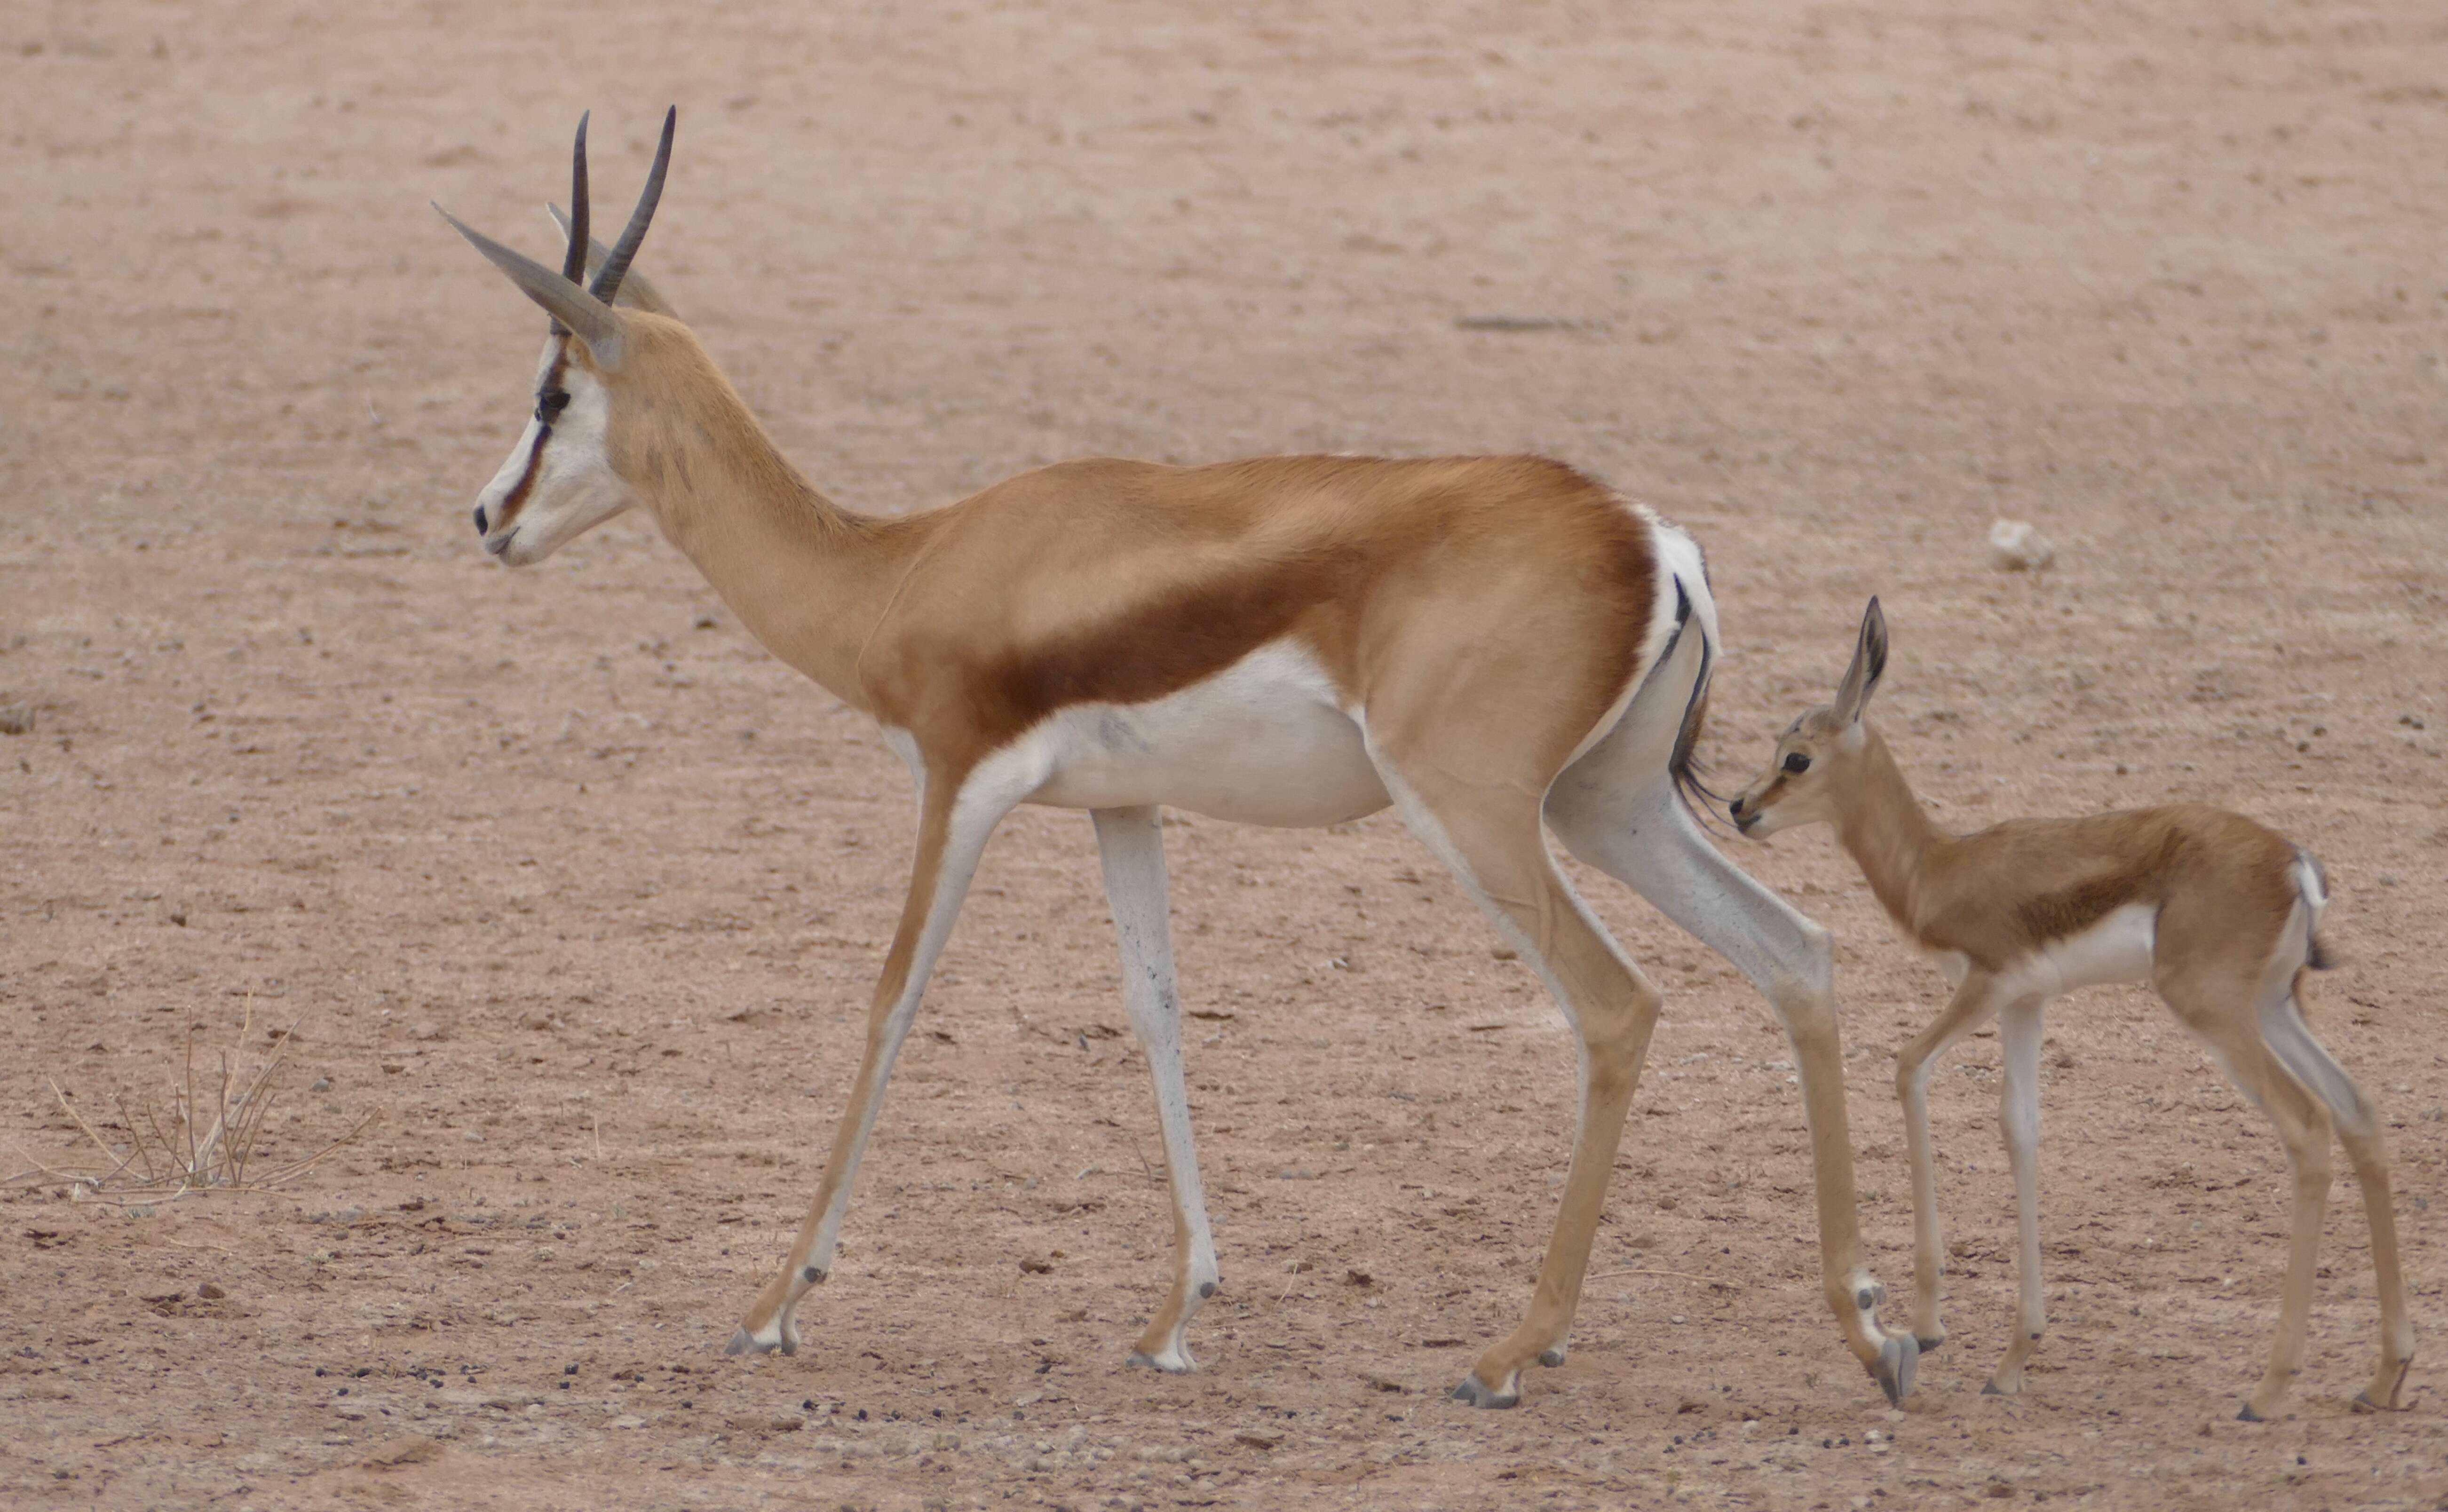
434 108 1921 1409
1728 599 2412 1419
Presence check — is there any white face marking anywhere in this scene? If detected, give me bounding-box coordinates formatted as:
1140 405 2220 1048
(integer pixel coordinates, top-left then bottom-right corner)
1023 640 1390 827
472 337 635 567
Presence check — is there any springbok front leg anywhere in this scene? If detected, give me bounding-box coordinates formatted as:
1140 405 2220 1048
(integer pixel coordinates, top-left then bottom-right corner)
729 759 1027 1357
1547 762 1915 1402
1090 806 1221 1372
1891 971 2013 1356
1985 996 2050 1394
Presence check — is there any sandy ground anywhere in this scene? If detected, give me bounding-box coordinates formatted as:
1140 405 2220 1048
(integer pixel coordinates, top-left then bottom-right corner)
5 1 2447 1507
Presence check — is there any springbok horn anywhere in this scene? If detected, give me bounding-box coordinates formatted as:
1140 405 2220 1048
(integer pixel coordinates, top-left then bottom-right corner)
590 106 676 306
561 111 591 286
434 203 626 364
547 203 678 316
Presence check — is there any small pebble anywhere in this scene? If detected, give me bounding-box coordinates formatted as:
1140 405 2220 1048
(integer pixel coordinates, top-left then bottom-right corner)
1988 518 2054 571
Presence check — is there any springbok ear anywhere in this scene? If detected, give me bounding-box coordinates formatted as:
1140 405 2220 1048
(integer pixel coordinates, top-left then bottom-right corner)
435 205 627 366
1831 597 1889 727
547 203 678 316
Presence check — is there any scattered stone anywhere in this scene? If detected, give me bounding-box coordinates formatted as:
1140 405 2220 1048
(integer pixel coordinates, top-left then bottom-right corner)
1988 518 2054 571
309 1076 332 1092
0 704 34 736
1234 1431 1281 1449
1018 1257 1054 1275
197 1282 226 1300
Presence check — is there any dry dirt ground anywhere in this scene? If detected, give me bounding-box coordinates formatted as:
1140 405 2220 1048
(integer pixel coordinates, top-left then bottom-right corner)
5 2 2447 1508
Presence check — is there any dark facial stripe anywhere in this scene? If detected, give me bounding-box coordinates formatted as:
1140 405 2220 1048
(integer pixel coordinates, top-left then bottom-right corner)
491 348 571 531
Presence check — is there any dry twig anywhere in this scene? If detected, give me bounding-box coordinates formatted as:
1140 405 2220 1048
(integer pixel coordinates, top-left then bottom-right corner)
5 1000 375 1203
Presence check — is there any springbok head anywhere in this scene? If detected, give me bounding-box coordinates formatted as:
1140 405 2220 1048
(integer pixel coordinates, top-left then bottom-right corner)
1727 597 1889 838
435 109 678 566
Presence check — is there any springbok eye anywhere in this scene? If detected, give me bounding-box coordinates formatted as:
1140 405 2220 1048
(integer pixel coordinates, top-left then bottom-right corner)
535 389 571 423
1782 752 1812 775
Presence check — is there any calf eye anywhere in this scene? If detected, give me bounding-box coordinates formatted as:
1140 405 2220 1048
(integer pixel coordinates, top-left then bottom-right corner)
535 389 571 423
1782 752 1812 774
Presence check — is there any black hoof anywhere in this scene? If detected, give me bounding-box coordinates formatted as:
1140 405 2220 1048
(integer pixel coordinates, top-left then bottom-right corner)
1537 1348 1566 1369
2237 1405 2265 1423
1981 1381 2005 1396
1450 1376 1520 1409
1914 1335 1945 1354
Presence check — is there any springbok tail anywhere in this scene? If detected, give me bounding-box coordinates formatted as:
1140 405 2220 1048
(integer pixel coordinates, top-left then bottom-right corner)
2292 848 2334 971
1663 577 1722 827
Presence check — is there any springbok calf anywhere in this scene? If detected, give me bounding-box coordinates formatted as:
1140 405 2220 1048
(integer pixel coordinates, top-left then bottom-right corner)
433 108 1922 1409
1728 599 2412 1419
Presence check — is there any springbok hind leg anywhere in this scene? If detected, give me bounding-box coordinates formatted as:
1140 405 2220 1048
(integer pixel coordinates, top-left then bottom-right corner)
2164 977 2334 1421
1373 761 1661 1409
2260 983 2415 1411
1547 769 1915 1402
1091 806 1220 1373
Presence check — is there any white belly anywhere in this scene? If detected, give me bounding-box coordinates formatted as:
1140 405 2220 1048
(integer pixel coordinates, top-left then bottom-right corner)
1996 902 2158 1000
1023 640 1390 827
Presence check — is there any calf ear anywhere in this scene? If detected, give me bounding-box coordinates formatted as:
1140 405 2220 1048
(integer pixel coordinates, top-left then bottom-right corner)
547 203 679 316
1831 597 1888 727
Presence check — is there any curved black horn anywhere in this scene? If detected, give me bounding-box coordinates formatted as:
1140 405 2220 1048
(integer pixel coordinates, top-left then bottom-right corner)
590 106 675 306
560 111 591 285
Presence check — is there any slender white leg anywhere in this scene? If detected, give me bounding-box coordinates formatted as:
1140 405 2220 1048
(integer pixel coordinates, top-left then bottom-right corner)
1091 806 1220 1373
1894 972 2008 1350
1545 770 1912 1401
1986 996 2047 1393
730 761 1030 1356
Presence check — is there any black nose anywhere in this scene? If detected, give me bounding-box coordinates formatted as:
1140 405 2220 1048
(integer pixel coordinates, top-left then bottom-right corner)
1727 797 1746 820
472 505 489 535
